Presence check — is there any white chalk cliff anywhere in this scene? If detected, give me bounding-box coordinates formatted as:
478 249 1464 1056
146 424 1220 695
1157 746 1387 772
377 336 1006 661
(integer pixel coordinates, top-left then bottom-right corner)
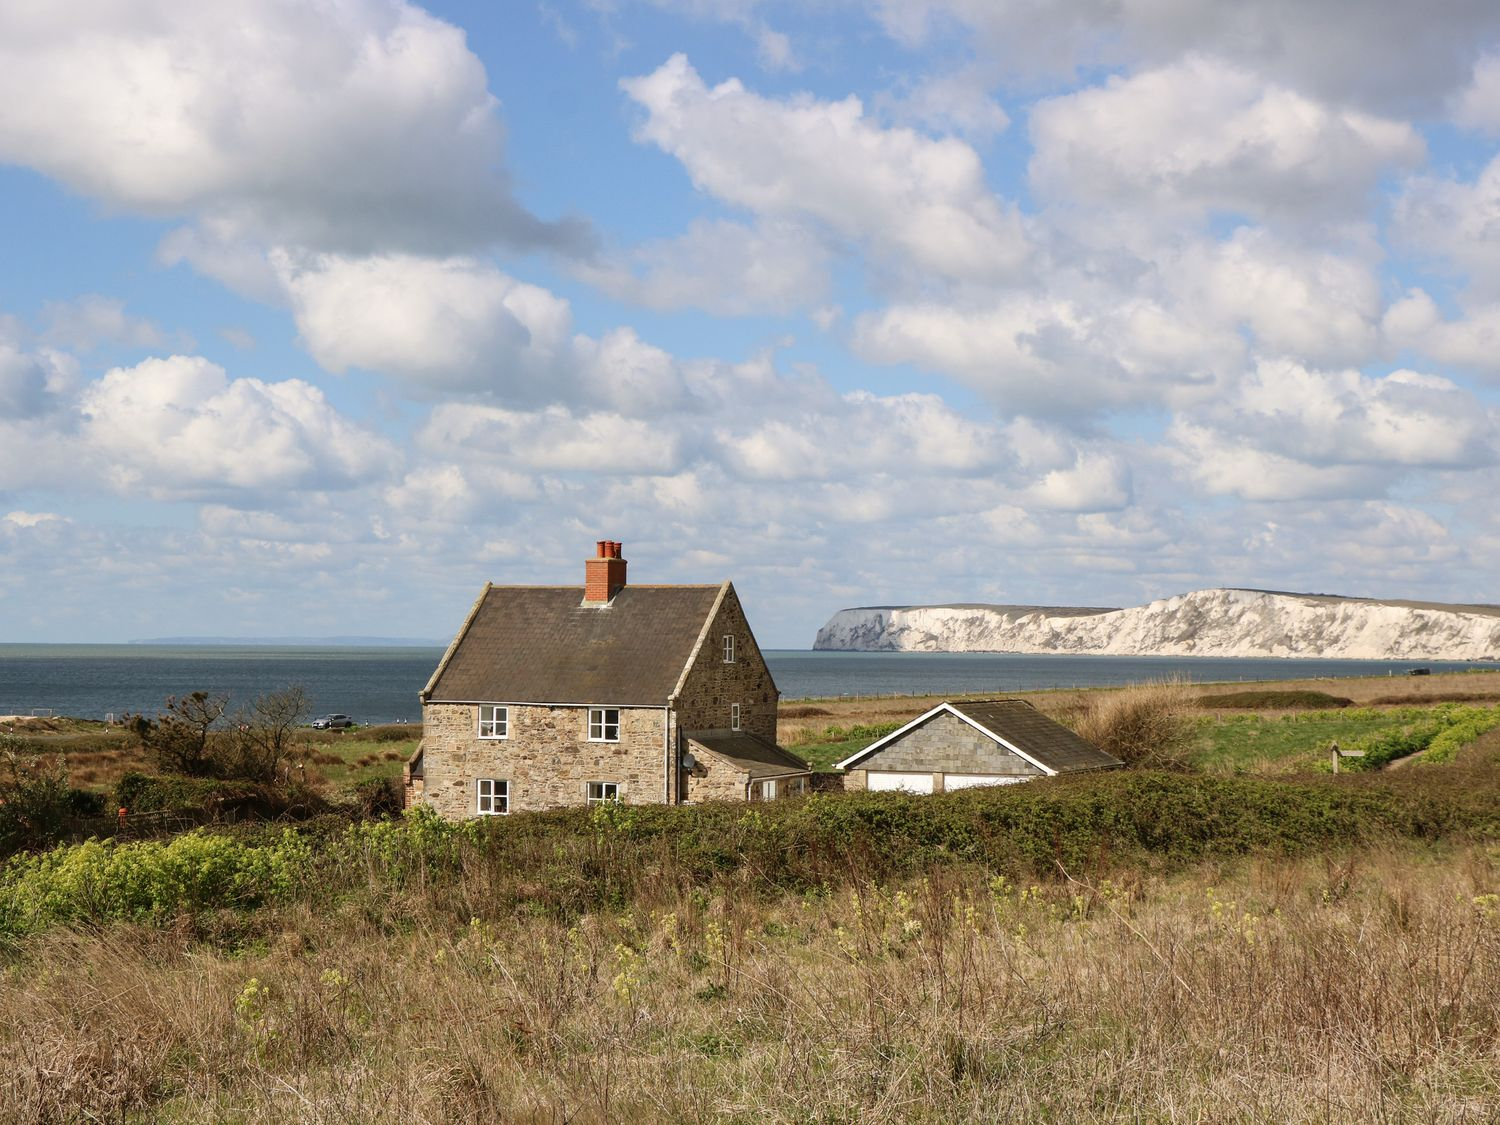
813 589 1500 660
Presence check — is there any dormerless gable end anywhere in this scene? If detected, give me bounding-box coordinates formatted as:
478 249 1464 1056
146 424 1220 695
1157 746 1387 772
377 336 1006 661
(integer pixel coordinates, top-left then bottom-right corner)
421 581 492 703
836 699 1120 775
670 581 731 701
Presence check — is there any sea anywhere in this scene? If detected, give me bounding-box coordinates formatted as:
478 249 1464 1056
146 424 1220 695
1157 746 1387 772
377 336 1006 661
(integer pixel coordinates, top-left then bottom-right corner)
0 644 1494 725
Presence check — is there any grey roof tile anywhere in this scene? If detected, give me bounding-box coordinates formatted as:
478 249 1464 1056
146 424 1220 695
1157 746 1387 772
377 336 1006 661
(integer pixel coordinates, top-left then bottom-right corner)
426 584 724 706
948 699 1121 773
687 730 811 779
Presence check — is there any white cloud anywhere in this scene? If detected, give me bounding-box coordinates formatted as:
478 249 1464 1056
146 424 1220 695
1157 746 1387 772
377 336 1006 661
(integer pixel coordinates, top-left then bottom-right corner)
1167 422 1381 501
621 54 1029 285
1165 359 1499 501
576 218 830 315
1030 56 1423 225
419 403 684 474
0 337 77 419
1176 229 1383 365
1395 154 1500 300
0 0 582 255
79 356 394 498
874 0 1500 114
851 292 1236 416
40 296 178 353
1453 51 1500 131
3 511 66 529
721 390 1009 481
277 252 571 393
878 68 1011 139
1383 290 1500 377
276 251 704 412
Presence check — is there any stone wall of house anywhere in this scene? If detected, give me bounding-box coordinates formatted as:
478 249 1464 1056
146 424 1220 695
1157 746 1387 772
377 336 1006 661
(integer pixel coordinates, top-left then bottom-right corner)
418 701 670 819
856 711 1043 778
674 585 779 742
682 751 747 803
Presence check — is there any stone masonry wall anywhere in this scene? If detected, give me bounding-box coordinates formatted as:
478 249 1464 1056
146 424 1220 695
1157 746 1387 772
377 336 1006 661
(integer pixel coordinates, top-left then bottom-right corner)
674 585 779 742
858 711 1043 778
683 751 748 803
419 701 669 819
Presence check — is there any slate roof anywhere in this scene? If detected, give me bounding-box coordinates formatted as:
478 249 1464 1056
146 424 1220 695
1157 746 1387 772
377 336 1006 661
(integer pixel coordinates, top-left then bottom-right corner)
946 699 1121 773
837 698 1121 775
424 583 725 706
686 730 812 779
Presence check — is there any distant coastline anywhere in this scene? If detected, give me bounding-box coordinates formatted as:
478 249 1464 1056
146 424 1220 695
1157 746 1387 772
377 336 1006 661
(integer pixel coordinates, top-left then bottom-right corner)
128 636 446 647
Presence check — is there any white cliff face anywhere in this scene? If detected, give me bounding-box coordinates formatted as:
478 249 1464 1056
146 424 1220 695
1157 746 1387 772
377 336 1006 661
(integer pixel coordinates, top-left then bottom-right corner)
813 589 1500 660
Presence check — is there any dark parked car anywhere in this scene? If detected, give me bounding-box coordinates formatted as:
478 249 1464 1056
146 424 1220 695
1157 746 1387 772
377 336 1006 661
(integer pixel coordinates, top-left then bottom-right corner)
313 713 355 729
1407 668 1431 676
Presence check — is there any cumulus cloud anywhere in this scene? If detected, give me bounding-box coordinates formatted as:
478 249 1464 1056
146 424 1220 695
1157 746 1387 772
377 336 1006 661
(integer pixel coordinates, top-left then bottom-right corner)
1166 360 1499 501
851 292 1236 416
1030 56 1424 225
576 218 831 315
79 356 395 498
621 54 1029 285
0 0 584 256
1384 290 1500 377
874 0 1500 114
877 68 1011 139
420 404 685 475
1395 154 1500 300
274 251 710 412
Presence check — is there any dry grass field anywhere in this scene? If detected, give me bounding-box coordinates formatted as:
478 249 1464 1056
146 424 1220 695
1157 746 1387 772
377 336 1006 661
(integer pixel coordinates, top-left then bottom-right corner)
3 836 1497 1121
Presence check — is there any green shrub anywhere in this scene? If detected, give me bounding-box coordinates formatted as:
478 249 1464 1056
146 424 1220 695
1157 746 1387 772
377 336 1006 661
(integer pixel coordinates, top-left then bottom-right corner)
1421 708 1500 764
0 828 314 936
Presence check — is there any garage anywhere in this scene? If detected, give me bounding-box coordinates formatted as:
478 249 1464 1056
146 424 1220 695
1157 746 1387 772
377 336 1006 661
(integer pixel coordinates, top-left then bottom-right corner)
866 771 935 794
838 699 1121 792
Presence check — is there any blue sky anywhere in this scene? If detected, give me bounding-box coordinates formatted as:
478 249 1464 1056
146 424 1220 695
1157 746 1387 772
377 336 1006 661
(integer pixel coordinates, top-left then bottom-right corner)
3 0 1500 647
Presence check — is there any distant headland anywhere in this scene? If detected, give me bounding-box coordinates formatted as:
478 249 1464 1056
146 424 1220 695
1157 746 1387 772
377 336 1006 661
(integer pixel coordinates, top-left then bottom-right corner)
814 588 1500 661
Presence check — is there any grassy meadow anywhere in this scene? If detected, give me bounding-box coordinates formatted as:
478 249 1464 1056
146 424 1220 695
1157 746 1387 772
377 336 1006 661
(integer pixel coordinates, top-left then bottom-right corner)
5 736 1500 1120
5 669 1500 1119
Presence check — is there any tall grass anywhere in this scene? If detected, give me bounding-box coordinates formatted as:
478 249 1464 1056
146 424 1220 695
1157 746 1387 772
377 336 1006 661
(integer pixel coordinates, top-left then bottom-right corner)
1068 678 1197 768
2 840 1497 1120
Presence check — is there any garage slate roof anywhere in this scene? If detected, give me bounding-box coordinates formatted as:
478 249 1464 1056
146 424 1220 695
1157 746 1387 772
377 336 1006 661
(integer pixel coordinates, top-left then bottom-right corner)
947 700 1121 773
423 583 725 706
686 730 812 779
837 698 1121 775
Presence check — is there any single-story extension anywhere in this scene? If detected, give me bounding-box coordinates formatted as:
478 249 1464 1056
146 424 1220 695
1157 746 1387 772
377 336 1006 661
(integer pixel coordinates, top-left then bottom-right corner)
837 698 1121 793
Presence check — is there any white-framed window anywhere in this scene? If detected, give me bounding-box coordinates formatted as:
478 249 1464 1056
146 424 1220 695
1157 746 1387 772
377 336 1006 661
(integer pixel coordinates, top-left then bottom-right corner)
476 778 509 815
587 707 620 742
730 703 741 731
723 634 735 663
787 776 807 796
477 704 508 739
587 781 621 805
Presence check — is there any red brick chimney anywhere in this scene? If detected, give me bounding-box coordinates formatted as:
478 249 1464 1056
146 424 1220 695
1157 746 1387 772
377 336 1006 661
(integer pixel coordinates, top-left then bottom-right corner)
584 539 627 603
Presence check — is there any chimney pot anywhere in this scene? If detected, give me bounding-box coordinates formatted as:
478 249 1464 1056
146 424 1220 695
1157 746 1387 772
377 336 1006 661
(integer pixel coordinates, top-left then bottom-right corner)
584 539 628 602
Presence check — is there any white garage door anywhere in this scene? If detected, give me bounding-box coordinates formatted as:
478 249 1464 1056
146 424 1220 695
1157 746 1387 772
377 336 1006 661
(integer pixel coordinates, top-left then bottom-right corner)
944 774 1032 790
867 771 934 794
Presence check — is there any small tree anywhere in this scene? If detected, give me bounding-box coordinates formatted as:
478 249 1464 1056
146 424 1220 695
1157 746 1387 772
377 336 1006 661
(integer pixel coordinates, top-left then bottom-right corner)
124 691 229 777
227 686 310 783
0 733 74 855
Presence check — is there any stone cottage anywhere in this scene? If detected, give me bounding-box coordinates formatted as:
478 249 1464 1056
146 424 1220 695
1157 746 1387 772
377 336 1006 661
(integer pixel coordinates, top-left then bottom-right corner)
837 698 1121 793
406 541 812 818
